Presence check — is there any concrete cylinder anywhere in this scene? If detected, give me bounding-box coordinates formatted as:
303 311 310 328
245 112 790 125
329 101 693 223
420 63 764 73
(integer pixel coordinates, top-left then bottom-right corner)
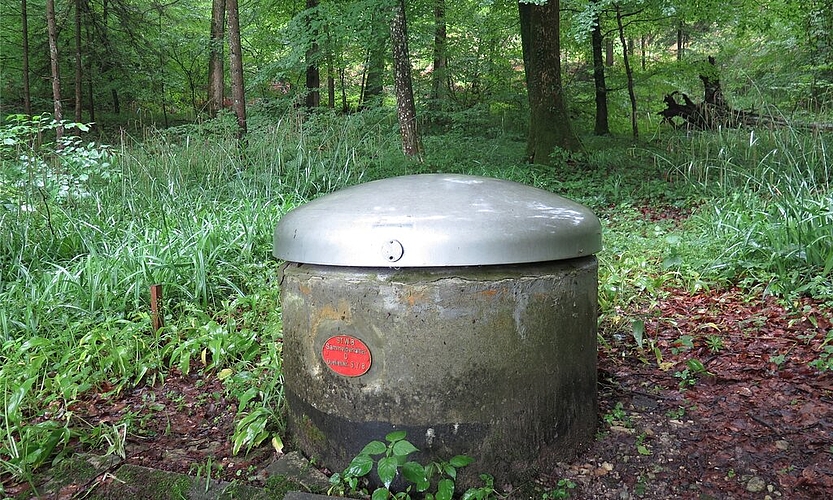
273 174 601 488
280 260 598 487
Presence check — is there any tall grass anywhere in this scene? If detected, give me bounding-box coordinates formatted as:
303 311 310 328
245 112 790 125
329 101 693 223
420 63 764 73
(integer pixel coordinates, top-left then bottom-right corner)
662 124 833 297
0 110 391 481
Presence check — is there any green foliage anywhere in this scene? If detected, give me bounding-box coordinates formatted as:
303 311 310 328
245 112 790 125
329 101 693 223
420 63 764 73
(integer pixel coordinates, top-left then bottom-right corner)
329 432 492 500
541 479 576 500
809 330 833 372
674 358 709 389
664 126 833 298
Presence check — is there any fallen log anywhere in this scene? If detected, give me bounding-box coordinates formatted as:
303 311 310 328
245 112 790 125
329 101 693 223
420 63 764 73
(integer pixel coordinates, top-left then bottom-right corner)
658 57 833 131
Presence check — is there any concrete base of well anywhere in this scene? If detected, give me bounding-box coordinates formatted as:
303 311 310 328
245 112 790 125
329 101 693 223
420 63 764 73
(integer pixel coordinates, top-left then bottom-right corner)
279 258 598 488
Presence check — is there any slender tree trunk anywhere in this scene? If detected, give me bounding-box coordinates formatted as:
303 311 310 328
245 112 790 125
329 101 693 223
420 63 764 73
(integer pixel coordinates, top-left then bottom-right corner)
227 0 246 138
326 32 335 109
591 8 609 136
676 20 684 61
605 39 614 66
100 0 119 114
74 0 83 123
22 0 32 115
339 68 348 112
640 34 647 70
615 3 638 138
83 0 95 122
429 0 447 108
208 0 225 117
390 0 421 158
305 0 320 109
327 68 335 108
157 11 168 128
518 0 581 163
46 0 63 140
362 12 386 108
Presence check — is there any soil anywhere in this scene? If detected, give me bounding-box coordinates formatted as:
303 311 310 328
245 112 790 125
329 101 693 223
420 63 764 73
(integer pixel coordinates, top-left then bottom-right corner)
3 210 833 500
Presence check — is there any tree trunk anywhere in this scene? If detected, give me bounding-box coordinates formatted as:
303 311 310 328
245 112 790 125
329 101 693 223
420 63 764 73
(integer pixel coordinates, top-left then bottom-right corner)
518 0 581 163
429 0 447 107
74 0 83 123
605 38 614 66
615 3 638 139
327 50 335 108
46 0 63 141
390 0 421 158
591 5 609 136
640 34 647 70
362 11 386 108
208 0 225 117
305 0 320 109
22 0 31 116
83 0 95 122
157 11 168 128
227 0 247 138
676 20 684 61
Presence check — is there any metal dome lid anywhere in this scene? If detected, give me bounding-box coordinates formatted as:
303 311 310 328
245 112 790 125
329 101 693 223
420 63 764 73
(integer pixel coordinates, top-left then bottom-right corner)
273 174 601 267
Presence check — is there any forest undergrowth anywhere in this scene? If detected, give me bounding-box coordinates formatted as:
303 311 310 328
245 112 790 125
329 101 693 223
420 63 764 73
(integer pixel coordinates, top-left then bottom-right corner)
1 107 832 498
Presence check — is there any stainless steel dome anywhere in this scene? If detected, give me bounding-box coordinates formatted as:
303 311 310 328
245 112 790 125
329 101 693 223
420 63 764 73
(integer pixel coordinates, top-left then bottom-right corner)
273 174 601 267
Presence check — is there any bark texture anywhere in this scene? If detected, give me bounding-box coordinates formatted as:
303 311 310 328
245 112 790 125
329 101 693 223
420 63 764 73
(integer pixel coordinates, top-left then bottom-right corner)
226 0 246 137
305 0 320 109
390 0 421 158
518 0 581 164
74 0 83 123
22 0 31 115
208 0 225 117
590 6 609 136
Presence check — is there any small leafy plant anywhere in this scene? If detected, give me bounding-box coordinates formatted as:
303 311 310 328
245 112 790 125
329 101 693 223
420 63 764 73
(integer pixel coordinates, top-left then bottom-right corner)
674 358 709 389
541 479 576 499
329 431 492 500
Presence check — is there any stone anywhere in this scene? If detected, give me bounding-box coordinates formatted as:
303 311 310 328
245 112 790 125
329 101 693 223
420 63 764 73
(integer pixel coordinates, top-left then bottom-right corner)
265 452 331 492
746 476 767 493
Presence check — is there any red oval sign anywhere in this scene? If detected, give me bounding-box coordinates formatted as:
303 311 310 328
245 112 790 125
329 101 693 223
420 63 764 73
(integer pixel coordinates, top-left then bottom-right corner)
322 335 372 377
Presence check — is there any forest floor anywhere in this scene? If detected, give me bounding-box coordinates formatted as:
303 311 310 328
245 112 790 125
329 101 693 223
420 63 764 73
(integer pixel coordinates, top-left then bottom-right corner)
4 217 833 499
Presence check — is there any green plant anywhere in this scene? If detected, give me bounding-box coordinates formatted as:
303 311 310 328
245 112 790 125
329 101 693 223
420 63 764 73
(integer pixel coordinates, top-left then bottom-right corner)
810 331 833 372
665 406 686 419
670 335 695 355
705 335 725 353
635 433 652 456
541 479 576 499
674 358 709 389
329 431 489 500
603 402 631 427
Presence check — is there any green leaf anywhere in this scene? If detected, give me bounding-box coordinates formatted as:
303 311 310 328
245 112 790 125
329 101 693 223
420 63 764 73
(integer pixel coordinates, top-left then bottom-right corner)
686 358 706 373
345 454 374 477
386 430 407 443
372 487 390 500
631 319 645 349
448 455 474 468
402 461 429 491
437 478 455 500
392 439 419 457
360 440 387 456
443 464 457 480
378 456 399 487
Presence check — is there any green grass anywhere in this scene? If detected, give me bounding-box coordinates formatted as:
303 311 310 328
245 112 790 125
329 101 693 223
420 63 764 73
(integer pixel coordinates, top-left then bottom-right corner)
1 106 832 484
